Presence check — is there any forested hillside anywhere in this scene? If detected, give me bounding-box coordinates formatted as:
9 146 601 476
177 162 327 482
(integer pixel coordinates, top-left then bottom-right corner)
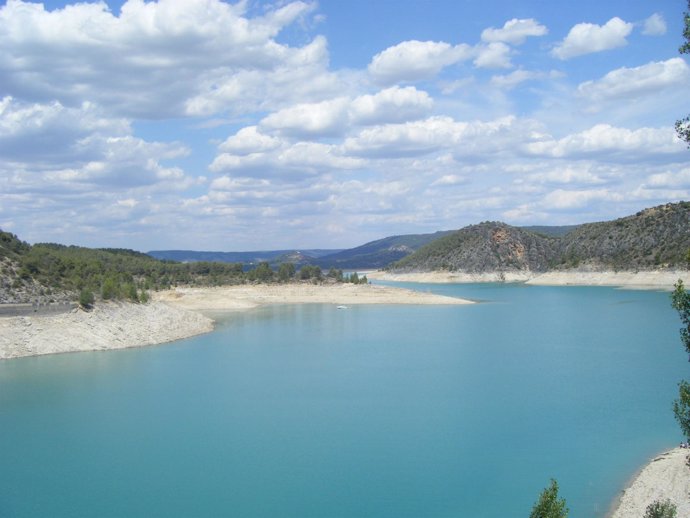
0 232 338 305
391 202 690 273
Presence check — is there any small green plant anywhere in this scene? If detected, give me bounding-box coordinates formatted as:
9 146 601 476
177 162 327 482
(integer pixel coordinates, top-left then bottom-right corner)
529 479 568 518
644 499 677 518
78 288 95 309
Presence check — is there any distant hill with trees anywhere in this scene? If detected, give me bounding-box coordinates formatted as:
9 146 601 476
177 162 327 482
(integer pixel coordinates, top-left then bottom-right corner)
390 202 690 274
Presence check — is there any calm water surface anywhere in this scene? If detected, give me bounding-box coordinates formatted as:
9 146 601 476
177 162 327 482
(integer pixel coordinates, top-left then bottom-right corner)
0 283 686 517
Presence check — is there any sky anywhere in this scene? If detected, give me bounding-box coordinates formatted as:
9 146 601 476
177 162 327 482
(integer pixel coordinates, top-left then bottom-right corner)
0 0 689 252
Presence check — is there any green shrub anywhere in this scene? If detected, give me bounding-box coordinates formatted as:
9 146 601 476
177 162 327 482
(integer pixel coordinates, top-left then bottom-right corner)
644 499 677 518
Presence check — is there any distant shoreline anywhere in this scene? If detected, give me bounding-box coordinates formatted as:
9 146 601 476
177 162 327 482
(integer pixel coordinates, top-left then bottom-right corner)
368 269 690 290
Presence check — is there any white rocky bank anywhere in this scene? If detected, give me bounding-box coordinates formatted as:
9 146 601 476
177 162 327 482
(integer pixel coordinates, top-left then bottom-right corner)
0 301 214 360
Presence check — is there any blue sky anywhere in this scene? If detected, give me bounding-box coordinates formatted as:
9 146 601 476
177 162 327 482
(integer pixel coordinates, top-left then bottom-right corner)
0 0 688 251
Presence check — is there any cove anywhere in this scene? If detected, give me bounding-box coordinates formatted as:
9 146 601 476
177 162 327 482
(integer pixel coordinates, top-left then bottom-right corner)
0 283 685 517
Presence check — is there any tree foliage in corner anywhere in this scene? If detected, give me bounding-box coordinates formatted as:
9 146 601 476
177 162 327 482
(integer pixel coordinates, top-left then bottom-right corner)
676 1 690 146
529 479 568 518
672 280 690 439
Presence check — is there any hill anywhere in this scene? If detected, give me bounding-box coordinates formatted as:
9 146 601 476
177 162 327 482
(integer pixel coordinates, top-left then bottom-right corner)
390 202 690 273
147 248 340 266
313 230 455 269
391 223 559 273
149 231 454 270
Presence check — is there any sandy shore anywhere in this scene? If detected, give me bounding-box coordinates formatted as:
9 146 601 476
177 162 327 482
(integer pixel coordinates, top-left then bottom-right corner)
0 282 470 360
152 282 473 312
609 448 690 517
0 301 214 360
369 270 690 290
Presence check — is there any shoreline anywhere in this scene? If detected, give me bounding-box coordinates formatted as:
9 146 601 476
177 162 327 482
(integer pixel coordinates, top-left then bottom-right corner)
0 282 471 360
368 269 690 290
608 448 690 517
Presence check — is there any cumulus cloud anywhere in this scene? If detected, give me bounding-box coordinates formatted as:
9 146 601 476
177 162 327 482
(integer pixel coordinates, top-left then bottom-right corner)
551 17 633 60
343 115 525 158
349 86 433 125
642 13 666 36
0 0 326 118
525 124 685 159
218 126 282 155
474 42 513 69
577 58 690 102
210 139 363 178
368 40 473 84
645 167 690 188
0 97 192 196
542 188 617 209
260 98 351 137
481 18 548 45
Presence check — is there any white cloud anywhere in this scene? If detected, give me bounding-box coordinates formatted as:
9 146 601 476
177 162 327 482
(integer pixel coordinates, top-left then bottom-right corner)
0 97 192 196
343 115 525 158
525 124 684 159
368 40 473 84
260 97 350 137
481 18 548 45
551 17 633 60
210 139 363 178
218 126 282 155
642 13 666 36
474 42 513 69
523 167 608 185
542 188 617 209
490 69 541 89
0 0 327 118
349 86 433 125
253 86 433 138
577 58 690 102
645 167 690 188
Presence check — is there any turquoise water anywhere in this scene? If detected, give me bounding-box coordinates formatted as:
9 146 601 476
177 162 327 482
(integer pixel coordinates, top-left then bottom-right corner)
0 283 686 517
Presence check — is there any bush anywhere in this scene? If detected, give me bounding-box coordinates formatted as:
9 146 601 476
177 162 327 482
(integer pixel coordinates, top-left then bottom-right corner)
78 289 95 308
644 499 677 518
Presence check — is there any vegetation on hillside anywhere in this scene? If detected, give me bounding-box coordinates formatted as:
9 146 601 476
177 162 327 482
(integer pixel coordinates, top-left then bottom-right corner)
389 202 690 273
0 231 360 306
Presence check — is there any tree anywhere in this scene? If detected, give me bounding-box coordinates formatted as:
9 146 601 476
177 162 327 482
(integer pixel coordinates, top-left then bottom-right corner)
278 263 296 283
529 479 568 518
671 280 690 356
672 280 690 439
676 1 690 146
644 499 677 518
673 380 690 441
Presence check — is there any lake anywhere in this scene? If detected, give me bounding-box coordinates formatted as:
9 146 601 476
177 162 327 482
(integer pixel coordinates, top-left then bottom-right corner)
0 282 686 517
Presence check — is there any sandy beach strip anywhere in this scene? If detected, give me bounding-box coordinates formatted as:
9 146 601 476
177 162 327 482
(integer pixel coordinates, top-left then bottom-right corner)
152 282 473 312
0 282 471 360
609 448 690 518
368 270 690 290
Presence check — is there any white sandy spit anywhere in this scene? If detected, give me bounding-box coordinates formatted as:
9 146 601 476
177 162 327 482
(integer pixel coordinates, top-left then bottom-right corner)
369 270 690 290
0 283 470 360
609 448 690 518
0 301 214 360
153 282 472 311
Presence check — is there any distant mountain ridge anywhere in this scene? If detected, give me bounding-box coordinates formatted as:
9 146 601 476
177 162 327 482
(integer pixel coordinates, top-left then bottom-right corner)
148 231 455 270
391 202 690 273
